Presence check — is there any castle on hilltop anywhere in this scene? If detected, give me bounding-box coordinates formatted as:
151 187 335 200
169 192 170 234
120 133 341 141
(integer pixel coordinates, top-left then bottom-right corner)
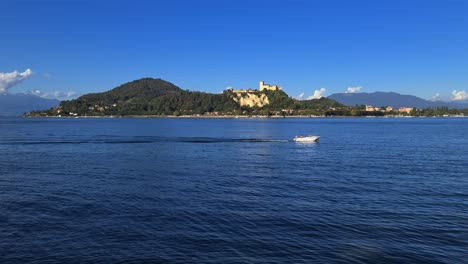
226 81 282 108
228 81 282 93
259 81 282 91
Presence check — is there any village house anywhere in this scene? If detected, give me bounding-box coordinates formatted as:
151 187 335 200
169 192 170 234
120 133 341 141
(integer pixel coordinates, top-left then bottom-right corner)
399 107 413 114
365 105 379 111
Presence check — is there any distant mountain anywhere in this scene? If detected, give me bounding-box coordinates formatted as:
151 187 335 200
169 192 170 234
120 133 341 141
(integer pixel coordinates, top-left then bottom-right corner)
0 93 59 116
328 92 468 109
449 99 468 108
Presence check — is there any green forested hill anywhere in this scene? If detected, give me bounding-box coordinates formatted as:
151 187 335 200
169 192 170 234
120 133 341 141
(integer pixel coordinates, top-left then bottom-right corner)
30 78 347 116
62 78 184 111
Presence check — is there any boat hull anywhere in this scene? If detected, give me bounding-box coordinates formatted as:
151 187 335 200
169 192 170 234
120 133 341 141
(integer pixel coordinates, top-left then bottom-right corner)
293 136 320 142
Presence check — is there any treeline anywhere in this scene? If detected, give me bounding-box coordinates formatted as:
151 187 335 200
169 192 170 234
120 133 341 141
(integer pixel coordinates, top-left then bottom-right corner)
28 78 349 116
26 78 468 117
411 106 468 116
109 90 240 116
31 89 347 117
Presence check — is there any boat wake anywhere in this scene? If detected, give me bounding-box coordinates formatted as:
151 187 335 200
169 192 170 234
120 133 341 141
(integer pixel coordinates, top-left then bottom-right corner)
175 137 289 143
3 136 291 145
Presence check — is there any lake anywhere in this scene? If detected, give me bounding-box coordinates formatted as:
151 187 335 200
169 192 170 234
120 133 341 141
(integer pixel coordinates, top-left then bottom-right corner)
1 117 467 263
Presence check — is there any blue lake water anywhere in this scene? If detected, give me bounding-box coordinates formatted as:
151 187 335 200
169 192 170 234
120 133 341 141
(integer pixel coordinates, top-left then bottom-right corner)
1 117 467 263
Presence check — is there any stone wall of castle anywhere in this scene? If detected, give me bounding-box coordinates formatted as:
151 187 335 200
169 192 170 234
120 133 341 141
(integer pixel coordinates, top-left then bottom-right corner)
259 81 282 91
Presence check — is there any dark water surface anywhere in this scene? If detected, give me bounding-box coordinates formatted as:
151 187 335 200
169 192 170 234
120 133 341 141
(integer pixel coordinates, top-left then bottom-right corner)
1 117 467 263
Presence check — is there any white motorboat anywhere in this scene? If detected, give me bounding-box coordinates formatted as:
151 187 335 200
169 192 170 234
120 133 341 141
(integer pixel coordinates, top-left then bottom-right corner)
293 135 320 142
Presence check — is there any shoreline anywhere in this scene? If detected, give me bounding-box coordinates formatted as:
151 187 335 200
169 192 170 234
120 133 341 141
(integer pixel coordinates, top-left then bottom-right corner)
25 114 467 119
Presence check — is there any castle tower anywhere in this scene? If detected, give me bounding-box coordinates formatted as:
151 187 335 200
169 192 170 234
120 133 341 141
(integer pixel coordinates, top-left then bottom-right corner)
259 81 266 91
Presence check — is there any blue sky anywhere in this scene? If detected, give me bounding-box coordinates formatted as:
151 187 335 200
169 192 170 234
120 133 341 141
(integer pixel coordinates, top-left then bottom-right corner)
2 0 468 101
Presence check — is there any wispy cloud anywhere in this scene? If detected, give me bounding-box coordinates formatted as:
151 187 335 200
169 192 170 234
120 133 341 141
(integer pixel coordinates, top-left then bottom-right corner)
451 90 468 101
308 88 326 99
0 69 33 94
295 92 305 100
346 86 362 93
28 89 79 100
431 93 442 101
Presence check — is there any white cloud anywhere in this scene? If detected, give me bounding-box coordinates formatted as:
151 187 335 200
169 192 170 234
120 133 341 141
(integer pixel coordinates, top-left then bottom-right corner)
307 88 326 99
451 90 468 101
0 69 33 94
295 92 305 100
431 93 441 101
28 89 79 100
346 86 362 93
